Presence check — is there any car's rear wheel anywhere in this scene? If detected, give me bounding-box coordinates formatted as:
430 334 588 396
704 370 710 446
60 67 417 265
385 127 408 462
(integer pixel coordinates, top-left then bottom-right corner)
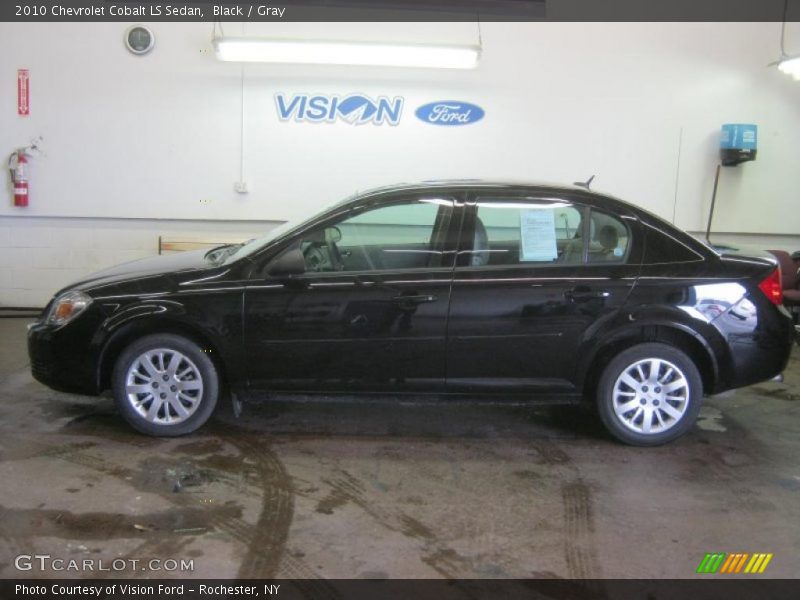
112 334 218 436
597 343 703 446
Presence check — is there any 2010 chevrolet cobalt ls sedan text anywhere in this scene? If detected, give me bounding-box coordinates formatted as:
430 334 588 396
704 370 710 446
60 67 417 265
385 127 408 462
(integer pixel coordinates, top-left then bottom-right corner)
28 182 794 445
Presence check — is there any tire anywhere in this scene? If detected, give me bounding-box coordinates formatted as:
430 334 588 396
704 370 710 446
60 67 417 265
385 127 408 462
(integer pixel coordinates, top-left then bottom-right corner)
596 343 703 446
111 334 219 436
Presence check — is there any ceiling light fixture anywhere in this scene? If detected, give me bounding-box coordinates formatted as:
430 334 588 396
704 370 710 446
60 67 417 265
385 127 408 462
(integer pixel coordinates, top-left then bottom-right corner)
777 55 800 79
213 38 481 69
774 0 799 80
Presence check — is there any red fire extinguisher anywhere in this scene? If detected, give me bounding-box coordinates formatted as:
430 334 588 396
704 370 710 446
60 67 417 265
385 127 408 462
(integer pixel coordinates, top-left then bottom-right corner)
8 150 29 207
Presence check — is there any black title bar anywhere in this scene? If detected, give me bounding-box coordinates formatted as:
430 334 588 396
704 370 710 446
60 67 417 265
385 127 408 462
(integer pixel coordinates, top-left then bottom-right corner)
1 0 800 22
3 579 800 600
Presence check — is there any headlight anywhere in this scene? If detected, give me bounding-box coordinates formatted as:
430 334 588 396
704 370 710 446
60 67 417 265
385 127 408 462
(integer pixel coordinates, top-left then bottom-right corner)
46 290 93 326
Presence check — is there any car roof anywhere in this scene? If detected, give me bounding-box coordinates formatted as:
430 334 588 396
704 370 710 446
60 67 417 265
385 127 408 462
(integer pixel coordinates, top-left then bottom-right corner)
354 179 589 197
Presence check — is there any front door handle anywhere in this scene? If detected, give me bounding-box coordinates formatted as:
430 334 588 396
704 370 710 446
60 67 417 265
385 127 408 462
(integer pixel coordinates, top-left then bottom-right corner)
565 287 611 302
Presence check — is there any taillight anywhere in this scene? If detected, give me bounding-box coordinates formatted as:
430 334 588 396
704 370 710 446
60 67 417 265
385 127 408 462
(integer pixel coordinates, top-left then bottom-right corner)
758 267 783 305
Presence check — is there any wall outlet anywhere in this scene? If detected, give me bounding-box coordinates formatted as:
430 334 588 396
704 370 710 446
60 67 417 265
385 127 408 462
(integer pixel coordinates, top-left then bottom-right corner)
234 181 249 194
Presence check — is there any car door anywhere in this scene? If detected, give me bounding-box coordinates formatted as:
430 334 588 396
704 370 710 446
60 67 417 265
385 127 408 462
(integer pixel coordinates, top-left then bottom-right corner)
243 192 462 393
446 190 642 395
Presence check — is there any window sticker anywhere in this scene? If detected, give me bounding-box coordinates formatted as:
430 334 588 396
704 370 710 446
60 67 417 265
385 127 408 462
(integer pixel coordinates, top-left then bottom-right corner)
519 208 558 262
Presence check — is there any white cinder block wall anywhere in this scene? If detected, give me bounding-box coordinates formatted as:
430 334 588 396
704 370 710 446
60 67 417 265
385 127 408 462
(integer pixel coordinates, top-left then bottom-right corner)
1 21 799 307
0 217 276 307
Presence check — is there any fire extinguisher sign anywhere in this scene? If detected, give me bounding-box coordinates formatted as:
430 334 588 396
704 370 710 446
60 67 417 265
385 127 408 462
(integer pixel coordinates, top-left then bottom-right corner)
17 69 29 116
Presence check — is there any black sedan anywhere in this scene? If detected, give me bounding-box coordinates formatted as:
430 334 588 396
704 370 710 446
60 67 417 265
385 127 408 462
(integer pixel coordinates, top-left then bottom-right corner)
28 182 794 445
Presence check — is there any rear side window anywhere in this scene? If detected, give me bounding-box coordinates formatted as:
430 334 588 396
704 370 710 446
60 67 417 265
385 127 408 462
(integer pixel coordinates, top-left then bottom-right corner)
470 201 582 266
466 198 630 267
586 209 631 264
642 224 704 264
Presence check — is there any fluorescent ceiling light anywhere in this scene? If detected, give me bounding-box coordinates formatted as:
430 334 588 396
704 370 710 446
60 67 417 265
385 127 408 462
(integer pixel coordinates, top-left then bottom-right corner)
213 38 480 69
778 55 800 80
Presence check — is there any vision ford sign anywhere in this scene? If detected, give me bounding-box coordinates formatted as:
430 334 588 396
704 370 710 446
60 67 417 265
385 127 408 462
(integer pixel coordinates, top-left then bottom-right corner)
275 93 403 126
415 101 485 126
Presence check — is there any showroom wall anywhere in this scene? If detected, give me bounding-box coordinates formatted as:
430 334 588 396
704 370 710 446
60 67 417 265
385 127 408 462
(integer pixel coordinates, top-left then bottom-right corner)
1 21 799 306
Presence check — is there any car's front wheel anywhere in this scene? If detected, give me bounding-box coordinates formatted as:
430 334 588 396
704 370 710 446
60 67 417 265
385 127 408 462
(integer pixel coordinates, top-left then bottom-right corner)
112 334 219 436
597 343 703 446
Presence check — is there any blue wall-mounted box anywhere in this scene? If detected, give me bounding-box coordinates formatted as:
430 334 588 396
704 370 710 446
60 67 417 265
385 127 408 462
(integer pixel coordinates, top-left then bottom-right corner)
720 123 757 166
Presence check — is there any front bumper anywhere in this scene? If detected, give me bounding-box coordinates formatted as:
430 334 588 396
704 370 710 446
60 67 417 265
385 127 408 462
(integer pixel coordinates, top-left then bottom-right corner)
28 318 102 395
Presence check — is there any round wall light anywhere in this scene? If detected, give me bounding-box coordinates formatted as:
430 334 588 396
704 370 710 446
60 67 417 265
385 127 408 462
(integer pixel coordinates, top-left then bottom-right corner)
125 25 155 55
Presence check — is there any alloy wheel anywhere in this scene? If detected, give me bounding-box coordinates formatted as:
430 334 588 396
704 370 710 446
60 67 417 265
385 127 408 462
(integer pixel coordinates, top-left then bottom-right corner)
612 358 689 435
124 348 204 425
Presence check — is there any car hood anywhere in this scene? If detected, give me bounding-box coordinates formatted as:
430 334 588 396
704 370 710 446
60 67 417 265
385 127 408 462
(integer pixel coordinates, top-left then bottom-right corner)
66 249 216 294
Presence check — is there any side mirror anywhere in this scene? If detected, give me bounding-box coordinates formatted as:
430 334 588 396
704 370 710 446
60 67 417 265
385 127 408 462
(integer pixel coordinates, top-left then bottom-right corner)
267 248 305 277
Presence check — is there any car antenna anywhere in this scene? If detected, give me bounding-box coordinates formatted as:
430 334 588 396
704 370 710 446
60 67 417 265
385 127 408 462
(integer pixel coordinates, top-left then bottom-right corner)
573 175 595 190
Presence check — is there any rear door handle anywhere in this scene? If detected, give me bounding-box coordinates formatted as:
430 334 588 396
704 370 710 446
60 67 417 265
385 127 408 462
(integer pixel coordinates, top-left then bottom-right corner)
392 294 438 305
565 287 611 302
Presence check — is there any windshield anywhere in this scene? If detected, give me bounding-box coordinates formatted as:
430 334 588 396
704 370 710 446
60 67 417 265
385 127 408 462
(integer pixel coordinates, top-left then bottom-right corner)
221 192 359 264
219 220 296 264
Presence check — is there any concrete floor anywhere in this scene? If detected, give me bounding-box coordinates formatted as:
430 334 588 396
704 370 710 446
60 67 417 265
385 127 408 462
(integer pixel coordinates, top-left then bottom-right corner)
0 318 799 580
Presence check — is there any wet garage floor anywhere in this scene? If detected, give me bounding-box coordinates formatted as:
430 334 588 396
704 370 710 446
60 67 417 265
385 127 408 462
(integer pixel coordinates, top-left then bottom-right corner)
1 319 799 580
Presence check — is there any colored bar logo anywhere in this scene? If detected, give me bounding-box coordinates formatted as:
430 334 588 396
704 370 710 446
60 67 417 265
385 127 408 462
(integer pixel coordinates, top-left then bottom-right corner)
696 552 773 574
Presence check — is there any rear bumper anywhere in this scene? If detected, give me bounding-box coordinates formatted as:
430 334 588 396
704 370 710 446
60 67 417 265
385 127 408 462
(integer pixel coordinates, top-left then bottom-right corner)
28 320 101 395
721 307 794 392
727 338 792 390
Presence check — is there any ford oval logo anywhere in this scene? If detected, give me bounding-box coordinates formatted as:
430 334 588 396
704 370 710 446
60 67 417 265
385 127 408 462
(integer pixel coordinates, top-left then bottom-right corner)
415 101 485 126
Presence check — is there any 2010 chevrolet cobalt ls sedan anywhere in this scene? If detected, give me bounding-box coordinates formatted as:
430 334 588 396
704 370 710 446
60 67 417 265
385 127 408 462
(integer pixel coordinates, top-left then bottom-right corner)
28 182 794 445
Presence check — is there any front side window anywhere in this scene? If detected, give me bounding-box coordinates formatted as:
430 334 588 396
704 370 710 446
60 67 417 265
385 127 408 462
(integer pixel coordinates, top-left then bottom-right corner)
464 198 630 267
297 198 453 273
